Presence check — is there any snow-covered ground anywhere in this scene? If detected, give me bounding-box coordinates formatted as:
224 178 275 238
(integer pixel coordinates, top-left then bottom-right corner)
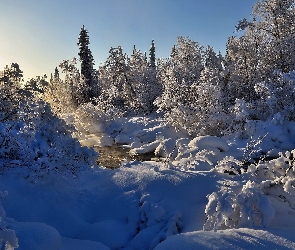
2 114 295 249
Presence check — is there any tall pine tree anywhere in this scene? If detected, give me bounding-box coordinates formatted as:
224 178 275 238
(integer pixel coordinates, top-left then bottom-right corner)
149 40 156 68
77 25 97 102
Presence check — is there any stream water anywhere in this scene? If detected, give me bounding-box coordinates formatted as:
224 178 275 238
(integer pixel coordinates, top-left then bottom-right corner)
94 145 157 169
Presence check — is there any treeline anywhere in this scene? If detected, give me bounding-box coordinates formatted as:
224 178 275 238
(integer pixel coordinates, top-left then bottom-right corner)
3 0 295 138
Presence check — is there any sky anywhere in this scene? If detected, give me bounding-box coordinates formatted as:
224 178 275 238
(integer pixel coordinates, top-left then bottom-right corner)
0 0 257 80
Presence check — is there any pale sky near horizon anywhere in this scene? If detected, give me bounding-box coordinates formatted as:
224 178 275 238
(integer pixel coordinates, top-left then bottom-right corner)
0 0 257 80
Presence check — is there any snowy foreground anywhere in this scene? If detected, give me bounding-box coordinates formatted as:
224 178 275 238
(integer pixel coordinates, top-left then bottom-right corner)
2 115 295 249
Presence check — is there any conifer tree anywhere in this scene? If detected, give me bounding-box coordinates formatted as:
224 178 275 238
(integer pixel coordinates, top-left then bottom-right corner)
54 67 59 80
77 25 97 102
149 40 156 68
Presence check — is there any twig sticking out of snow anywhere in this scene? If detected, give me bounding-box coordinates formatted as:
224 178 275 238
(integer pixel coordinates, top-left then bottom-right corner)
164 144 177 169
242 133 268 168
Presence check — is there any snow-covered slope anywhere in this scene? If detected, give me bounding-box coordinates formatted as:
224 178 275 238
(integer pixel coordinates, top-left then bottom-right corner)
1 115 295 249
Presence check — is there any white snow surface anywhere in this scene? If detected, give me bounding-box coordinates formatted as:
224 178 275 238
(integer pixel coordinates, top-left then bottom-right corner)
2 114 295 249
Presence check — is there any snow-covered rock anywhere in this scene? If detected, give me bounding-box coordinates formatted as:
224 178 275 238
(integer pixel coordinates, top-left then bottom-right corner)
188 136 229 153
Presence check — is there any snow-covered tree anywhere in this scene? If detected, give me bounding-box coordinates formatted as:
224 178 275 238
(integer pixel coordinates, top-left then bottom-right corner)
204 46 223 72
38 59 89 114
1 63 23 84
253 70 295 122
167 36 204 87
225 0 295 103
156 36 204 114
128 44 162 113
0 64 31 122
252 0 295 74
147 40 162 112
155 37 209 135
128 46 150 113
192 67 229 136
225 33 261 102
97 46 132 116
59 58 84 108
25 75 49 97
96 46 150 117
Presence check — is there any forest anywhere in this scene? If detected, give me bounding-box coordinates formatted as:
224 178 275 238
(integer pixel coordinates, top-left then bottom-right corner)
1 0 295 249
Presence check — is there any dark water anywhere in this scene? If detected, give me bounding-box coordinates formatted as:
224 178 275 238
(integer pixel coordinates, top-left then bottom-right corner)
94 145 157 169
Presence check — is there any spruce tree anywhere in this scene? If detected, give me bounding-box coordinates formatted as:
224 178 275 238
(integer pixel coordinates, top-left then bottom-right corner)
77 25 96 101
149 40 156 68
54 67 59 80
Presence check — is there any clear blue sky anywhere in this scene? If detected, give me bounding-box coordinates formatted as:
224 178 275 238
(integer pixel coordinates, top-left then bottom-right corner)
0 0 257 80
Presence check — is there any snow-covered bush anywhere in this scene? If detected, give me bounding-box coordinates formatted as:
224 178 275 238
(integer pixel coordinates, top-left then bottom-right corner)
172 136 230 171
0 192 18 249
128 194 182 250
157 73 228 137
204 181 275 231
214 156 244 175
72 102 107 139
206 149 295 231
247 150 295 211
223 71 295 139
0 99 98 179
214 134 266 175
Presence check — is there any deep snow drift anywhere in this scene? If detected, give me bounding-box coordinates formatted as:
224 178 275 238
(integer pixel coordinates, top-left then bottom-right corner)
1 114 295 249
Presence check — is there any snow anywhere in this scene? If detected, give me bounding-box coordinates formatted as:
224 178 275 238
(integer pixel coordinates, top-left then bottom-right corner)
61 237 109 250
1 114 295 249
11 222 62 250
188 135 229 152
154 229 295 250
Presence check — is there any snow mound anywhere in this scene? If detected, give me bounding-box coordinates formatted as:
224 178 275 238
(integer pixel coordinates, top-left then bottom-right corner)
154 229 295 250
11 221 61 250
62 237 110 250
0 192 18 249
188 136 229 153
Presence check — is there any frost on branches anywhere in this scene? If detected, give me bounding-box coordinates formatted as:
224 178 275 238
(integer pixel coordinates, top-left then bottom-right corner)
204 180 274 231
155 37 228 136
96 43 162 119
0 67 98 180
204 149 295 231
0 101 98 180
